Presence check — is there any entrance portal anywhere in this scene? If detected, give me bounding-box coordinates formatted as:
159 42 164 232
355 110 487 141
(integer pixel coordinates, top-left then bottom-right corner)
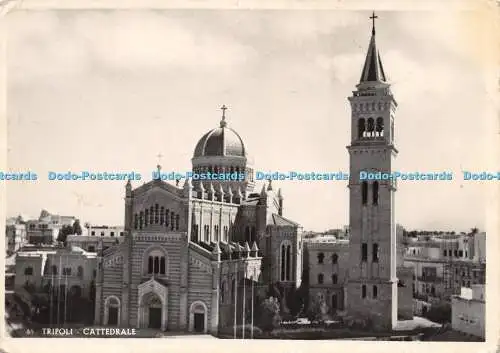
148 307 162 329
108 307 118 325
194 313 204 332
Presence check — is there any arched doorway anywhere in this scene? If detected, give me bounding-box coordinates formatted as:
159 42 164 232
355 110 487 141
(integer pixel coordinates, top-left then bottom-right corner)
189 301 208 333
105 296 120 326
141 293 163 329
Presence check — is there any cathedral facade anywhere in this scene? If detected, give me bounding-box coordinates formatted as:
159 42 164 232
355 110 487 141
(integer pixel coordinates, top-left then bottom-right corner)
94 16 413 334
94 111 302 334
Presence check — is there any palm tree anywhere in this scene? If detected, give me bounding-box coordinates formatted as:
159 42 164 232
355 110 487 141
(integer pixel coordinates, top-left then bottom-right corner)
470 227 479 236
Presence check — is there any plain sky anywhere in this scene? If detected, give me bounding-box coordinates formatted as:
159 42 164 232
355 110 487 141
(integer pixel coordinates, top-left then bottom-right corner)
5 9 495 232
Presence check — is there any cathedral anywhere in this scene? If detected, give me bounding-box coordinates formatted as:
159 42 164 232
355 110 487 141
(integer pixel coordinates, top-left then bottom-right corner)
94 104 302 334
94 14 412 334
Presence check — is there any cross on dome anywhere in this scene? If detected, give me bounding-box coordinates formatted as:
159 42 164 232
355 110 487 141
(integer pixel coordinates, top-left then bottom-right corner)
220 105 228 128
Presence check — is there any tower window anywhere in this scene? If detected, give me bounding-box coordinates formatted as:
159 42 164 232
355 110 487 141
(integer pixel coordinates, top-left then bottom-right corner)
367 118 374 137
332 253 338 264
361 181 368 205
372 181 379 205
358 118 366 139
373 285 378 298
361 243 368 261
362 284 367 298
372 243 379 263
375 117 384 137
317 252 325 264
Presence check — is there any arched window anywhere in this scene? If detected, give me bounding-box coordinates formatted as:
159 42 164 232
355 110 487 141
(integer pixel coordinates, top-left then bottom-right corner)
286 245 291 281
332 274 338 284
318 273 324 284
332 253 338 264
361 181 368 205
223 226 228 242
160 207 165 225
376 117 384 136
191 224 199 242
280 245 285 281
251 226 256 243
362 284 367 298
220 281 226 304
245 226 250 242
372 181 379 205
165 209 169 227
149 206 154 225
134 214 138 229
373 285 378 298
204 225 210 242
77 266 83 278
367 118 374 137
280 242 292 282
214 225 219 242
24 267 33 275
144 209 149 226
358 118 366 138
171 213 175 231
139 212 144 229
51 265 57 275
175 215 180 231
317 252 325 264
145 248 167 276
155 204 159 224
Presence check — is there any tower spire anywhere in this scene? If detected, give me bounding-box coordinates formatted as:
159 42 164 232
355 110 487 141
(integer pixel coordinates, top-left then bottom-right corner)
359 11 386 85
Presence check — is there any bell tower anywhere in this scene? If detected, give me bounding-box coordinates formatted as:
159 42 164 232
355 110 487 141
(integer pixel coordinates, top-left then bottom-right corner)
345 12 399 330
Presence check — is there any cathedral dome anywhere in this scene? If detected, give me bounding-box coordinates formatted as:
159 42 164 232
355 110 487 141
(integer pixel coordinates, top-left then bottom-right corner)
193 113 246 158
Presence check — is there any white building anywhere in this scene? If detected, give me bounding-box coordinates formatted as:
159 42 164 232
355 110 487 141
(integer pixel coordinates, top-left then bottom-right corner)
451 285 485 339
67 225 125 252
15 246 97 300
87 225 124 238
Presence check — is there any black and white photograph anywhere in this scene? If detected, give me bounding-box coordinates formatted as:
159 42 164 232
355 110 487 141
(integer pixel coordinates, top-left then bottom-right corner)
2 0 498 350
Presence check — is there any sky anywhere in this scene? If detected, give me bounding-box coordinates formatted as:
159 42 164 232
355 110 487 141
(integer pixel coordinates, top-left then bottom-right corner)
5 9 496 232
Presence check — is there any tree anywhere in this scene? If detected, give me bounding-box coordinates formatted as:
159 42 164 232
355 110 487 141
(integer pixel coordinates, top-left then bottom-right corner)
423 303 451 324
56 225 73 244
307 296 329 323
258 297 281 333
72 219 83 235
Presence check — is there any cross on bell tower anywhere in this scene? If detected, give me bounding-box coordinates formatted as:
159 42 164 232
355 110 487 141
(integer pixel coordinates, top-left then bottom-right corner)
370 11 378 35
